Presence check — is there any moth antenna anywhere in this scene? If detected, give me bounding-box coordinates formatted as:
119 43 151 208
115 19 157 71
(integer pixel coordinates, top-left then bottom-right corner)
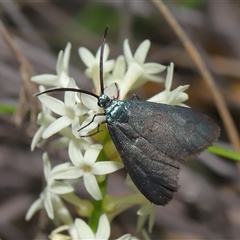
100 25 109 94
35 87 99 99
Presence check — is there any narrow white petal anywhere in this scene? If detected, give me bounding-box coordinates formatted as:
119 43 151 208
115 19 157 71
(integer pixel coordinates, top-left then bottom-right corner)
75 218 95 239
103 60 115 73
56 50 63 74
164 64 173 91
103 43 110 61
83 173 102 200
51 167 83 180
134 40 150 63
63 42 71 71
50 181 74 194
123 39 133 64
112 55 126 79
119 64 142 100
84 144 102 165
79 47 96 67
92 161 123 175
69 140 84 166
79 115 99 136
43 152 51 181
44 192 54 219
80 93 100 112
74 103 90 116
25 198 43 221
31 126 44 151
50 162 72 176
38 95 65 116
64 78 77 107
143 63 166 74
31 74 58 86
96 214 110 239
43 117 72 138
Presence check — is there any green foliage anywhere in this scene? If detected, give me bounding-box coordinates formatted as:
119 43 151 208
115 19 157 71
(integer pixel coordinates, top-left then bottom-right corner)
75 3 120 39
0 104 15 114
208 145 240 162
174 0 206 8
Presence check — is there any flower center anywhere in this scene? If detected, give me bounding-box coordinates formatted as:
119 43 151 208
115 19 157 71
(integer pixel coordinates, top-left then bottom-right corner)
65 107 75 119
83 165 92 172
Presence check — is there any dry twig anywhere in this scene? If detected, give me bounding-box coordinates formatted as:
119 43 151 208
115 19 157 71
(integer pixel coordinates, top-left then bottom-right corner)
0 20 41 136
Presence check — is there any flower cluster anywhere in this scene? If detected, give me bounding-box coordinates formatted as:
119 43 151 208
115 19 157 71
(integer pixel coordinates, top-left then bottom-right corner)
28 38 189 239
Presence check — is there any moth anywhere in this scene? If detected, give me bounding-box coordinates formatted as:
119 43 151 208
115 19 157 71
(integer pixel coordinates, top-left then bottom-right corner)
37 27 220 205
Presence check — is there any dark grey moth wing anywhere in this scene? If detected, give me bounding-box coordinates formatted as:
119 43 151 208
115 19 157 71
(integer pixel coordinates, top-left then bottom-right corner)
107 100 220 205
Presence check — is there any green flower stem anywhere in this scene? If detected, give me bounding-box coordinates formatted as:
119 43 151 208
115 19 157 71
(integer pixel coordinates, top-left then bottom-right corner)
88 144 109 233
60 192 94 217
104 193 147 221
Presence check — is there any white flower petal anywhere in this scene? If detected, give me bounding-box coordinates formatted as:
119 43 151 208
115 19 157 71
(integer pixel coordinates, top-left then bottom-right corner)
83 173 102 200
92 161 123 175
119 64 142 99
44 192 54 219
64 79 77 107
50 162 73 176
96 214 110 239
50 181 74 194
43 116 72 138
69 140 84 166
74 102 90 116
104 59 115 73
25 198 43 221
123 39 133 64
134 40 150 64
84 144 102 165
31 74 58 86
112 55 126 79
80 93 100 112
52 166 83 180
143 74 164 83
56 50 63 74
62 42 71 71
79 115 101 136
165 63 174 90
31 126 44 151
102 44 110 61
143 63 166 74
43 152 51 181
75 218 95 239
38 95 65 116
79 47 95 67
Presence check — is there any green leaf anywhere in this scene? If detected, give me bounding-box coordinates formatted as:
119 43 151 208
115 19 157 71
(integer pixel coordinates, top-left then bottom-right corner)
0 104 16 114
208 145 240 162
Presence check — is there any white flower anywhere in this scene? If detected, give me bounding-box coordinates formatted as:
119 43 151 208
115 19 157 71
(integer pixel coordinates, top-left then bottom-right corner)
31 43 71 87
31 86 56 151
25 153 73 221
38 78 89 138
137 202 156 233
120 39 166 99
105 55 126 88
116 234 140 240
74 214 110 240
51 144 123 200
79 44 114 93
148 63 189 106
49 225 71 240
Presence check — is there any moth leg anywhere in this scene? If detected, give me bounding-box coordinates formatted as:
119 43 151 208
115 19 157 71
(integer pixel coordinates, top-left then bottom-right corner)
79 113 106 137
131 94 140 100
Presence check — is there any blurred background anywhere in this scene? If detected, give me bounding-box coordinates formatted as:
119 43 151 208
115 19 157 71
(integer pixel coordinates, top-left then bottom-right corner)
0 1 240 239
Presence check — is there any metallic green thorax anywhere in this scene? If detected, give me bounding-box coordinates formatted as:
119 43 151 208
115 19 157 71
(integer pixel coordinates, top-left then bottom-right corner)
98 94 129 124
